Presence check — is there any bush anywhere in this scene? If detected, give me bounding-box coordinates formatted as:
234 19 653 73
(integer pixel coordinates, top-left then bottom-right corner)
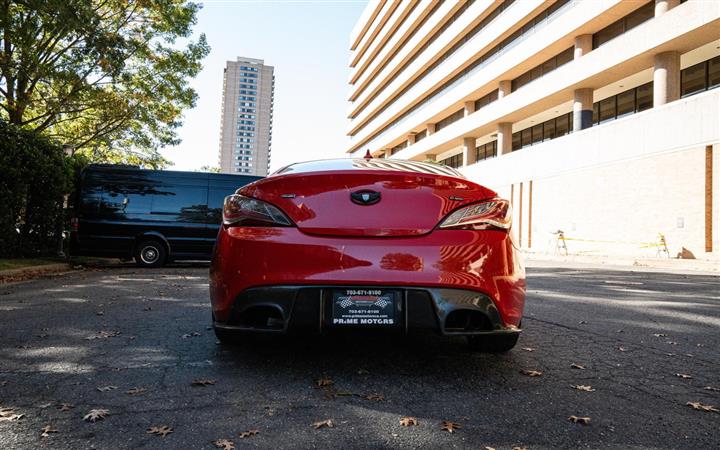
0 122 74 257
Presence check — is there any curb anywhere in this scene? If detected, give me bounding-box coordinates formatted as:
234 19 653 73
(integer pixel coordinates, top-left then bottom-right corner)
523 253 720 275
0 263 73 284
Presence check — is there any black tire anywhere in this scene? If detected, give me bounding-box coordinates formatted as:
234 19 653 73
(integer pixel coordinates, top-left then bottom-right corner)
467 333 519 353
134 239 167 268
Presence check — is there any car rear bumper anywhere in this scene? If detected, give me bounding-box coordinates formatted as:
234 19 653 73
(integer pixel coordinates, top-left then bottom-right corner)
213 285 521 337
210 227 526 327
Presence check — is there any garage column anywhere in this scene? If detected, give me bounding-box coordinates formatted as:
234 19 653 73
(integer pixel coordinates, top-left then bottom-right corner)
654 51 680 106
383 149 392 159
407 133 416 145
424 154 436 162
498 80 512 99
574 34 592 59
655 0 680 16
463 137 477 167
573 88 593 132
426 123 436 135
497 123 513 155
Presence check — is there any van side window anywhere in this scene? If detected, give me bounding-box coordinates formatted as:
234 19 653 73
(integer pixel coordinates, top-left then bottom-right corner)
151 187 207 215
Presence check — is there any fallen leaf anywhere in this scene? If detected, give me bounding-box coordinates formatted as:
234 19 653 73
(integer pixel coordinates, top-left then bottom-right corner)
363 393 385 402
521 347 534 352
686 402 719 413
568 415 591 425
191 378 216 386
485 447 496 450
617 347 627 352
666 341 678 345
126 387 147 395
572 385 596 392
675 373 692 379
86 330 120 340
312 419 334 429
578 321 587 324
212 439 235 450
0 407 23 422
97 385 118 392
41 425 58 437
520 369 542 377
238 429 259 438
57 403 74 412
315 377 333 387
512 447 529 450
704 386 720 391
571 363 586 370
147 425 174 437
83 409 109 422
653 333 667 337
143 306 152 311
441 420 461 433
399 417 418 426
0 381 7 386
96 311 104 316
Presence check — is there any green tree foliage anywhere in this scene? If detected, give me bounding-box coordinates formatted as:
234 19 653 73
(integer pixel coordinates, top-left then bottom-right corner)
0 0 210 167
0 121 77 257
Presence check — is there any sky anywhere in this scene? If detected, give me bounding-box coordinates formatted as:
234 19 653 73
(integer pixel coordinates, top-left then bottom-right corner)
159 0 369 172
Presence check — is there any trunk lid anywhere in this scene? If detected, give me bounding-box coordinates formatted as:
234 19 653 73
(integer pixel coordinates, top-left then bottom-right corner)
239 170 496 237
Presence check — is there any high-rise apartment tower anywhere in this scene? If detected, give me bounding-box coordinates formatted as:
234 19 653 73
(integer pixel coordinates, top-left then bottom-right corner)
219 57 274 175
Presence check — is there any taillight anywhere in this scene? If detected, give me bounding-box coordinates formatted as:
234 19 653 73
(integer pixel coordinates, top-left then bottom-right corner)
439 198 512 230
70 217 79 232
223 194 293 227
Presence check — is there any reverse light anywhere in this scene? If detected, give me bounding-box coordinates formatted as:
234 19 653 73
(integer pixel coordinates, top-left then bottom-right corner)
223 194 293 227
439 199 512 230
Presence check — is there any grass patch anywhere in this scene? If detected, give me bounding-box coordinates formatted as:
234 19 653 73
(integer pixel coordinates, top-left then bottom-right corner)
0 258 63 271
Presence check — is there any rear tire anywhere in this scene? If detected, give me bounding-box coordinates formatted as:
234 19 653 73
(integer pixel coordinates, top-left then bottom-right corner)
134 239 167 268
213 324 243 345
467 333 519 353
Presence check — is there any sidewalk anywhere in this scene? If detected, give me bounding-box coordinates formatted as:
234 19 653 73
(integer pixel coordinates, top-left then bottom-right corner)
524 251 720 275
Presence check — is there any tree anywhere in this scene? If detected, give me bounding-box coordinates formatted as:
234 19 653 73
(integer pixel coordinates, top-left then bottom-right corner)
0 0 210 167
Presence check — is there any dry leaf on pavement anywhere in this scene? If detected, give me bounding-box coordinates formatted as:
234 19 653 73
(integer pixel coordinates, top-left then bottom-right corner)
512 447 529 450
0 407 23 422
363 393 385 402
315 377 333 387
191 378 216 386
675 373 692 379
399 417 418 426
83 409 109 422
570 363 586 370
212 439 235 450
97 385 118 392
704 386 720 391
57 403 73 412
147 425 174 437
520 369 542 377
126 387 147 395
521 347 534 352
86 330 121 340
568 415 591 425
238 429 259 438
441 421 461 433
572 385 596 392
686 402 719 413
312 419 334 429
41 425 58 437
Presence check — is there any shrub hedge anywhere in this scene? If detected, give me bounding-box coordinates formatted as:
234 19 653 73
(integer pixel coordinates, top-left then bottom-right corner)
0 121 75 257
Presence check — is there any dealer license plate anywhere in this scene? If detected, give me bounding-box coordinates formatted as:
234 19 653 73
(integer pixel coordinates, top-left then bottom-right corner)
330 289 397 327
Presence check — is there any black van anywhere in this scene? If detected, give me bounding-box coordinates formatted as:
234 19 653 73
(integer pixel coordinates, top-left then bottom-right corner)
70 164 261 267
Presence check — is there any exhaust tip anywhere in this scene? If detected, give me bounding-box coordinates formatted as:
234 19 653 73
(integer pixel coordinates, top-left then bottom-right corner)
445 310 493 333
236 305 285 330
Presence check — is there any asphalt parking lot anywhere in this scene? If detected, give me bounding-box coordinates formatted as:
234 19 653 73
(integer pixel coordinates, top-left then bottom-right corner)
0 263 718 449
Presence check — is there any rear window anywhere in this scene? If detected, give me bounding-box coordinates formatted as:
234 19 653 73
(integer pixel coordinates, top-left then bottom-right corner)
273 158 465 179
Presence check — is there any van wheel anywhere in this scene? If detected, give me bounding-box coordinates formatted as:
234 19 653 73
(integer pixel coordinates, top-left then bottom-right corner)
134 239 167 268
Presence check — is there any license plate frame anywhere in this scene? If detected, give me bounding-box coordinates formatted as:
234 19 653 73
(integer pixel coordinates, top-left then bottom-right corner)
329 288 400 327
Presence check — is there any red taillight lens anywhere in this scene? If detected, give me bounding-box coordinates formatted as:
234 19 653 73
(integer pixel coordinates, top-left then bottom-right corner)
223 194 293 227
439 198 512 230
70 217 79 232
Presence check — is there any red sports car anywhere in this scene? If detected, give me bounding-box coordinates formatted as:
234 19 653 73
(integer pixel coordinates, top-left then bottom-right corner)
209 158 525 352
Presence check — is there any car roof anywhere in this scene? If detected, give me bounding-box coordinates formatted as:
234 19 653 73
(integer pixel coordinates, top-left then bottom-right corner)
272 158 465 179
